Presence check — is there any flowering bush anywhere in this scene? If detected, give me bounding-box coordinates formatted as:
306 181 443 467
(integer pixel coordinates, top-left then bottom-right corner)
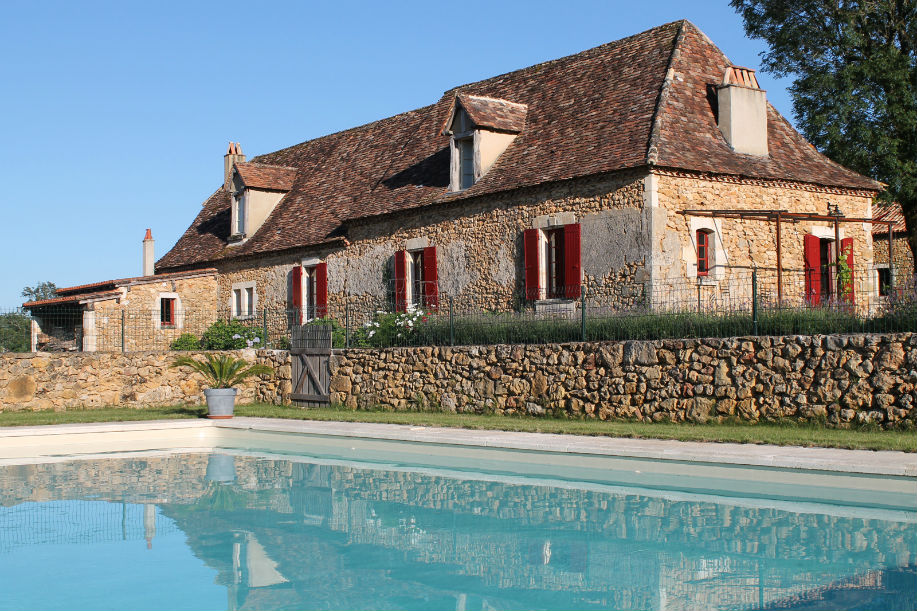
200 320 262 350
358 308 430 348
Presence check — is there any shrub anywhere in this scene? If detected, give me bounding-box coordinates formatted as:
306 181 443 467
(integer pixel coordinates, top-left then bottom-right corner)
306 317 347 348
359 308 431 348
0 312 30 353
200 319 263 350
171 353 273 388
169 333 200 351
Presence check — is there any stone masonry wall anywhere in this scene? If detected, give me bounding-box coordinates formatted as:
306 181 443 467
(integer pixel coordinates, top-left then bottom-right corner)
651 173 876 309
873 233 915 278
0 349 289 411
214 171 650 325
330 333 917 429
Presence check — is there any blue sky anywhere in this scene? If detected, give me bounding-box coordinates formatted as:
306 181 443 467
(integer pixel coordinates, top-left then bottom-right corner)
0 0 796 307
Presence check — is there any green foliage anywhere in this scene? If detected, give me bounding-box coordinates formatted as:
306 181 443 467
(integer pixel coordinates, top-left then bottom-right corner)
21 281 57 302
200 319 262 350
356 309 431 348
170 353 273 389
169 333 200 351
306 317 347 348
273 335 291 350
731 0 917 256
0 312 30 353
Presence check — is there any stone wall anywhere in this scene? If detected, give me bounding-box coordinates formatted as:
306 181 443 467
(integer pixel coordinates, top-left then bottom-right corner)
650 172 876 309
213 171 650 325
873 233 915 278
0 349 289 412
330 333 917 429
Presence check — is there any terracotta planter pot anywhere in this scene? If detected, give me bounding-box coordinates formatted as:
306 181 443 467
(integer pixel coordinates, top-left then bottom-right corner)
204 388 237 419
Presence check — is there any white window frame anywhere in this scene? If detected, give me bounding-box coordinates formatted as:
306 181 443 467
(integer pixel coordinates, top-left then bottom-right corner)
154 292 183 330
231 189 247 238
231 281 257 318
688 218 727 283
448 107 478 192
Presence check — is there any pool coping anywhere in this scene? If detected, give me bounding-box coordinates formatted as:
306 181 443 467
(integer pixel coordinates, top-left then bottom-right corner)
1 417 915 477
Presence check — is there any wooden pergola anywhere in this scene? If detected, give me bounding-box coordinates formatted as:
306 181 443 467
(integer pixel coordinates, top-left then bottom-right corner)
678 206 896 303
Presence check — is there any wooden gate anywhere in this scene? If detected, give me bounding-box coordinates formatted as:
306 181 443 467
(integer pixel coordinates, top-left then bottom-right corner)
290 325 332 407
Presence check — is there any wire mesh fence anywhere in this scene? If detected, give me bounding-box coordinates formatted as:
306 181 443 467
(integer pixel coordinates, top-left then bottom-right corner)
2 267 914 354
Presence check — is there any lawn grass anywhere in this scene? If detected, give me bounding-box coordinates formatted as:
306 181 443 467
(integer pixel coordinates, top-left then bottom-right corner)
1 403 913 452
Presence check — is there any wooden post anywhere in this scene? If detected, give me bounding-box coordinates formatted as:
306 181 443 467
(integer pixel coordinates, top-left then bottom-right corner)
775 212 783 304
888 221 895 290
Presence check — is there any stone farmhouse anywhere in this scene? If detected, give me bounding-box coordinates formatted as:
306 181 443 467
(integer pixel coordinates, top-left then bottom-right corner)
25 20 884 350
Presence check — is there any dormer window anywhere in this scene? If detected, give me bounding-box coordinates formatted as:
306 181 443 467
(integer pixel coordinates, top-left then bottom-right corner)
233 190 247 237
443 95 527 193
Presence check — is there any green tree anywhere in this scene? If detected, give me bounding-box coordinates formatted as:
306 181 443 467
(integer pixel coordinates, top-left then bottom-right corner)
21 281 57 302
731 0 917 258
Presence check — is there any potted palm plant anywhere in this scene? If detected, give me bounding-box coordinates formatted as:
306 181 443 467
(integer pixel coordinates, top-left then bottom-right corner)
171 353 273 419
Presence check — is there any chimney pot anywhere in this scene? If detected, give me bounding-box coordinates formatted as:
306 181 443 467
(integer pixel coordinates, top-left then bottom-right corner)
224 141 246 189
717 66 768 156
142 229 155 276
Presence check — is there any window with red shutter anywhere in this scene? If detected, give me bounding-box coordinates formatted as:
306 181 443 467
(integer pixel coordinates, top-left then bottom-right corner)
422 246 439 309
696 230 711 277
315 262 328 317
563 223 582 299
804 234 822 304
160 298 176 327
291 266 303 323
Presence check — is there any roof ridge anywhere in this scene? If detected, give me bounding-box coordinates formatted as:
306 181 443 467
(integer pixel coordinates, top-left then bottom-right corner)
237 161 298 171
645 20 687 165
444 20 686 96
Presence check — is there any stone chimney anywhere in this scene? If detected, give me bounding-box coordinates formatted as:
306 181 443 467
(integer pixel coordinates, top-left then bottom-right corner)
717 66 768 156
142 228 155 277
224 141 246 189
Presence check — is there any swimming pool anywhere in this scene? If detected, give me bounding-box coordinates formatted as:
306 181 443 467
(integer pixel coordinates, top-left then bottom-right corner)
0 421 914 611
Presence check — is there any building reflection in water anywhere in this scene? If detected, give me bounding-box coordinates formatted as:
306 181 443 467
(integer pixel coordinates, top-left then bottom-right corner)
0 453 914 611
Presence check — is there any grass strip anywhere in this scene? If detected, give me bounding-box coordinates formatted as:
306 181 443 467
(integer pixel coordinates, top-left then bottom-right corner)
1 404 911 452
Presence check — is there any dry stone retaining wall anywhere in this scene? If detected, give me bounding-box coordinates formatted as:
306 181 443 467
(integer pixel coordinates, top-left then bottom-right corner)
2 334 915 430
331 333 917 428
0 350 290 412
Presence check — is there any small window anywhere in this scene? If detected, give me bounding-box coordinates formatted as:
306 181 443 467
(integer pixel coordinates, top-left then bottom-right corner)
410 250 426 308
878 267 891 297
458 138 474 190
304 266 317 320
545 227 566 298
232 284 257 318
697 229 712 276
160 298 176 327
234 192 246 235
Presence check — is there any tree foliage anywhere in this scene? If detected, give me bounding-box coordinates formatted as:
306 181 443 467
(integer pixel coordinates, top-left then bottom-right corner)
731 0 917 256
21 281 57 302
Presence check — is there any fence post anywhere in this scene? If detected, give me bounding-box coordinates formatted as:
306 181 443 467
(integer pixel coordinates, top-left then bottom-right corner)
262 310 268 348
752 269 759 336
121 310 126 353
345 302 351 349
449 297 455 346
580 289 587 342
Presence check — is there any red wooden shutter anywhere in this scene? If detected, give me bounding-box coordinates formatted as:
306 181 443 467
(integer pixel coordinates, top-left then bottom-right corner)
291 265 303 324
523 229 541 301
804 234 821 304
423 246 439 310
563 223 582 299
394 250 408 312
315 262 328 317
841 237 855 304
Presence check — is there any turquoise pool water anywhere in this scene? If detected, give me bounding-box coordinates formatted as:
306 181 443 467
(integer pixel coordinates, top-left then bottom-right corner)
0 441 914 611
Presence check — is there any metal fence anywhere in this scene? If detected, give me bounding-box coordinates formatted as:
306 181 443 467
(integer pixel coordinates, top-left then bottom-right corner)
2 267 914 353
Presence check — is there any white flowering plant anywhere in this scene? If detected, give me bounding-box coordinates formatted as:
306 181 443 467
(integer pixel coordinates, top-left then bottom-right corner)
356 307 431 347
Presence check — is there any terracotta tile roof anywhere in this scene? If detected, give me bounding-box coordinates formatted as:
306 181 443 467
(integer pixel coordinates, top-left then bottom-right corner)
23 290 122 308
157 20 880 272
873 202 907 234
27 269 218 308
234 162 297 191
451 94 527 133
